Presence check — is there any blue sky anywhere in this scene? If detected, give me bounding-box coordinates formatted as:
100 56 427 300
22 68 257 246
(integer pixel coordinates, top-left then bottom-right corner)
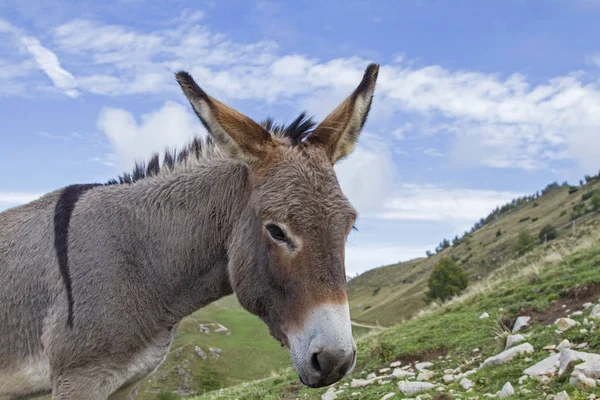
1 0 600 275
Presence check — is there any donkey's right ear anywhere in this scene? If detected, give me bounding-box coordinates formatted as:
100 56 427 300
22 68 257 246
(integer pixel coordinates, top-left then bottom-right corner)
176 71 273 162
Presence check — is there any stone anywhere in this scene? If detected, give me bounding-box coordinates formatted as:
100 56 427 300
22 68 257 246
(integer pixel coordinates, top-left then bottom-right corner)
573 360 600 380
321 387 337 400
417 370 434 381
379 367 391 374
555 318 578 331
524 353 560 377
571 311 583 317
590 304 600 320
390 361 402 368
576 342 589 349
392 368 413 379
367 373 377 379
480 312 490 319
460 378 473 390
583 302 593 310
498 382 514 398
544 345 557 350
381 393 395 400
416 362 434 371
554 392 570 400
194 346 206 359
505 334 525 349
351 378 376 388
397 381 435 395
443 374 456 383
480 343 535 368
473 348 480 353
512 316 531 333
580 329 589 334
518 375 528 384
556 339 571 351
570 372 597 390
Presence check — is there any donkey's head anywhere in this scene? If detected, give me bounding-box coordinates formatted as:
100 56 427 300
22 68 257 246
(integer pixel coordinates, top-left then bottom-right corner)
176 64 379 388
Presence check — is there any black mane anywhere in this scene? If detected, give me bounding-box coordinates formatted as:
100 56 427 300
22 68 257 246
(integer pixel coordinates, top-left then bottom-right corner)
107 112 317 185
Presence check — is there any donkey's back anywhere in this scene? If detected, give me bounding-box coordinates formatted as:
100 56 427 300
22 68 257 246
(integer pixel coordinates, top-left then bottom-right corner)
0 191 63 398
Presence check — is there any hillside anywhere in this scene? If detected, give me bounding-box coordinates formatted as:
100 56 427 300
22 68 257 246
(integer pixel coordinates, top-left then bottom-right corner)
347 178 600 326
194 222 600 400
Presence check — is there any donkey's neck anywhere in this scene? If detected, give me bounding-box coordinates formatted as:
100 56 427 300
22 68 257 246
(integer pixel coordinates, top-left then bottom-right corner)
112 159 250 325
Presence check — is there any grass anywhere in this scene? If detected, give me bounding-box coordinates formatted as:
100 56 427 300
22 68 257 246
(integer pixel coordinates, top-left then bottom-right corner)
193 231 600 400
347 179 600 326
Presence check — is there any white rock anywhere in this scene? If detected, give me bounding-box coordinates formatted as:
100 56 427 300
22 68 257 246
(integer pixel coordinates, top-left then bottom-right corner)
460 378 473 390
351 378 377 388
580 329 589 334
573 360 600 379
480 343 535 368
480 312 490 319
554 390 571 400
583 302 593 310
321 387 337 400
570 372 597 390
390 361 402 368
498 382 514 398
505 334 525 349
554 391 570 400
555 317 578 331
536 375 552 385
590 304 600 320
416 362 434 371
397 381 435 395
524 353 560 377
379 367 391 374
556 339 571 351
473 348 480 353
544 345 557 351
381 393 395 400
512 316 531 333
417 370 434 381
392 368 413 379
571 311 584 317
518 375 528 384
367 373 377 379
576 342 588 349
443 374 456 383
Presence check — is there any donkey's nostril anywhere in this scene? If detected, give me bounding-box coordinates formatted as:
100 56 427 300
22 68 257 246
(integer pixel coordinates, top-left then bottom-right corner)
311 351 322 373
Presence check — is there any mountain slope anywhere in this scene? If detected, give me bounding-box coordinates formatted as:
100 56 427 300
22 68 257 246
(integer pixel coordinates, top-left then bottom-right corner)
347 178 600 326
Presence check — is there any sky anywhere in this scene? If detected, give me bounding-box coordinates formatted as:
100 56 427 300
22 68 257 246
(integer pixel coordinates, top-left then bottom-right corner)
1 0 600 276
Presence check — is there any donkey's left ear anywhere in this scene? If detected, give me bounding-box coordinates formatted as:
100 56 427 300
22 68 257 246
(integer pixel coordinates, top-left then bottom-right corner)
307 63 379 163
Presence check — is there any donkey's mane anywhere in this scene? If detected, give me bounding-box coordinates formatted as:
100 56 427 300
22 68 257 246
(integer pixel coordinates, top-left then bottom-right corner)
106 112 316 185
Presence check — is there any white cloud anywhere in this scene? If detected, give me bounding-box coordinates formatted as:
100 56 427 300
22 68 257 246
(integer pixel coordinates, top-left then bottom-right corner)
423 148 443 157
97 101 205 170
378 185 523 225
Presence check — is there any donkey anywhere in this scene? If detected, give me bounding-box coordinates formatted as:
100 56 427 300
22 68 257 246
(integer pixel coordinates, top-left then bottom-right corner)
0 63 380 399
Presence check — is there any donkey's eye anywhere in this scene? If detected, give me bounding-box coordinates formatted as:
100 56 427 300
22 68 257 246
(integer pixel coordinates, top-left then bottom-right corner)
265 224 288 243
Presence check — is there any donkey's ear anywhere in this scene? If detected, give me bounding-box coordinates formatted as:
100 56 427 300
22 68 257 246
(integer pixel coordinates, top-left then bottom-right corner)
307 63 379 164
176 71 273 162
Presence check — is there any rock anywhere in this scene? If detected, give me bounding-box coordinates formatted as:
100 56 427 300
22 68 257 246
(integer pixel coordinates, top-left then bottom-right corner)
570 372 597 390
583 302 593 310
416 362 434 371
390 361 402 368
544 345 557 350
380 367 391 374
321 387 337 400
518 375 528 384
443 374 455 383
505 334 525 349
480 343 535 368
580 329 589 334
480 312 490 319
473 348 480 353
417 370 434 381
512 316 531 333
556 339 571 351
392 368 413 379
397 381 435 395
524 353 560 377
175 347 183 359
536 375 552 385
554 392 570 400
573 360 600 380
590 304 600 320
498 382 514 398
381 393 395 400
571 311 583 317
367 373 377 379
351 378 376 388
460 378 473 389
576 342 589 349
194 346 206 359
555 318 578 331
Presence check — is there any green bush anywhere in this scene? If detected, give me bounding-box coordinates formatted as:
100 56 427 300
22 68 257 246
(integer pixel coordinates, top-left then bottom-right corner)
582 191 594 201
425 258 469 303
515 231 535 255
568 186 579 194
539 224 557 242
571 202 586 220
591 191 600 211
519 216 531 223
496 229 502 237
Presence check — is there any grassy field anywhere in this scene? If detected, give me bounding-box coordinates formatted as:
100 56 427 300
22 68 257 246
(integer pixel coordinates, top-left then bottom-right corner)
194 226 600 400
347 179 600 326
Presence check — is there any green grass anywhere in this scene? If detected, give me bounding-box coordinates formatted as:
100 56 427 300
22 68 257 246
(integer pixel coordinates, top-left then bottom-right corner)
348 179 600 326
195 235 600 400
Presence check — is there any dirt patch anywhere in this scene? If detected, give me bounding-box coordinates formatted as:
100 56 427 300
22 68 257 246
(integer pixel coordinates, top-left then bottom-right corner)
279 382 302 400
506 282 600 327
393 347 449 366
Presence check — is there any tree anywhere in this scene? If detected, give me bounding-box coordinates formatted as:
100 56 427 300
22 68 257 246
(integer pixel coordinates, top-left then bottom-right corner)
425 250 433 257
425 258 469 303
538 224 557 242
591 190 600 211
515 231 535 255
496 229 502 237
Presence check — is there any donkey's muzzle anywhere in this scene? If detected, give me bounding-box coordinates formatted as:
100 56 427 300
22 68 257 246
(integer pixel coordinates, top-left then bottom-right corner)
304 346 356 387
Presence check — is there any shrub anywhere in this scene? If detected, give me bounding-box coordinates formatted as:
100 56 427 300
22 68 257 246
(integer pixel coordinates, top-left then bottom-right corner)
519 216 531 223
539 224 557 242
560 210 567 217
515 231 535 255
425 258 469 303
568 186 579 194
496 229 502 237
571 202 586 220
591 191 600 211
582 191 594 201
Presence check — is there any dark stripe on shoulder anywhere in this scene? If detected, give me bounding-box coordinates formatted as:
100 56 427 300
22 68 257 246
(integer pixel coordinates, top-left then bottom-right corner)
54 184 101 328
